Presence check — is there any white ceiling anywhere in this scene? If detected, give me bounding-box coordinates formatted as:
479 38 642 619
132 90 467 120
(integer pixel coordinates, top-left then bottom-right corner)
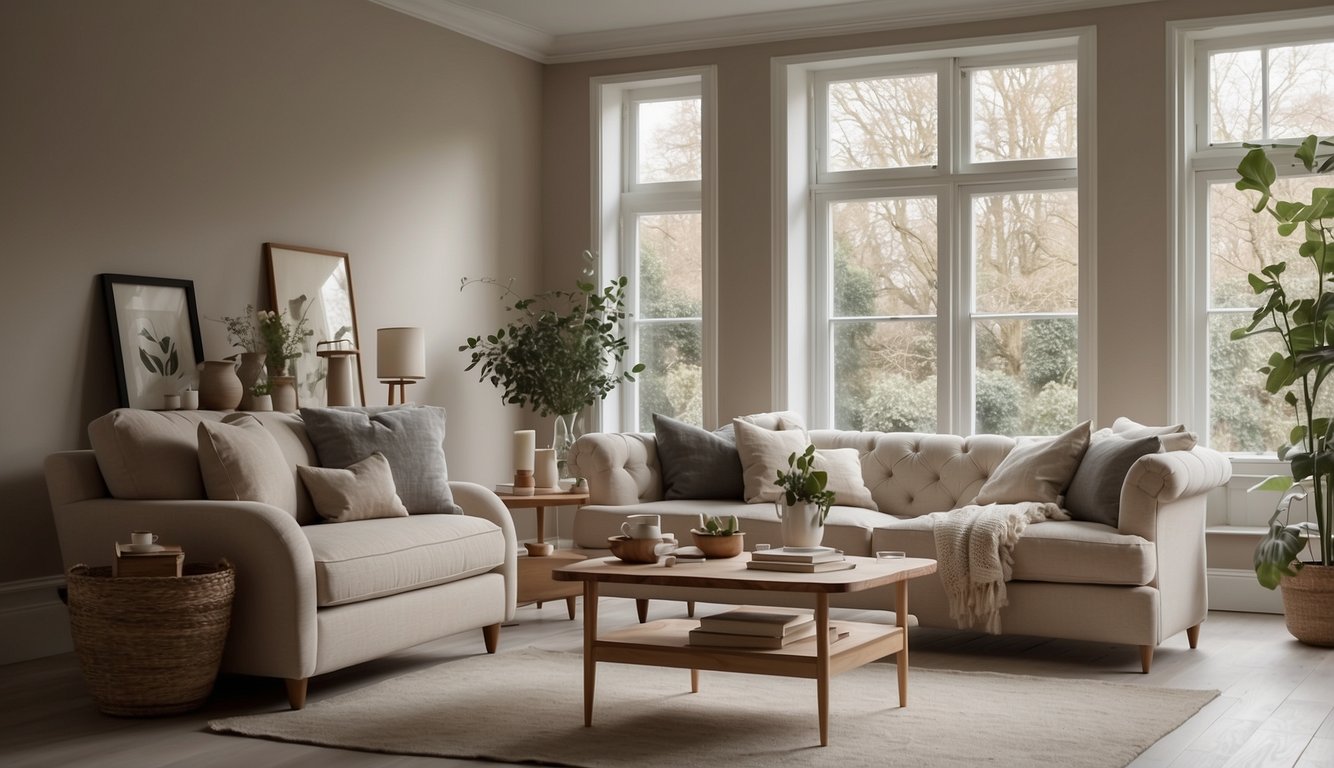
373 0 1157 63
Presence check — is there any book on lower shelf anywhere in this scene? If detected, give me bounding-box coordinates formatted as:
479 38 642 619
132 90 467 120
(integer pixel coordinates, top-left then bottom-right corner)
697 607 815 637
745 558 855 573
688 623 849 649
749 546 843 564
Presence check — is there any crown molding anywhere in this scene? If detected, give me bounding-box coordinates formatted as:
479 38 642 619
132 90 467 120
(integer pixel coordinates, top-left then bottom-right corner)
370 0 553 61
375 0 1157 64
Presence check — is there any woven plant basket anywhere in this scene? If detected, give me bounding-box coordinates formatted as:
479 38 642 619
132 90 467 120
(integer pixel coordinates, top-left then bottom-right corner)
1281 563 1334 647
66 561 235 716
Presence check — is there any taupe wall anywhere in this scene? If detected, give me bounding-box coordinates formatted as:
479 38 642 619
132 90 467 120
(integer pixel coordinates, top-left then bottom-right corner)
0 0 543 583
542 0 1332 427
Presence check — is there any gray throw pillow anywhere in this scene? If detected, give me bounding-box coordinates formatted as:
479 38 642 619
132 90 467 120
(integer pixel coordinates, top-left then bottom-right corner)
1063 434 1161 527
653 413 744 500
299 405 462 514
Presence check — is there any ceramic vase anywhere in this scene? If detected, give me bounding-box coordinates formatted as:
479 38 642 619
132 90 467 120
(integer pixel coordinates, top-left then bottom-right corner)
776 501 825 549
235 352 265 411
270 376 299 413
198 361 242 410
248 394 273 412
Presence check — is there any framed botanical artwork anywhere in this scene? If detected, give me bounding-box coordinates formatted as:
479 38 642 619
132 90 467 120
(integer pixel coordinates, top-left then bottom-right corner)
100 274 204 409
265 243 365 407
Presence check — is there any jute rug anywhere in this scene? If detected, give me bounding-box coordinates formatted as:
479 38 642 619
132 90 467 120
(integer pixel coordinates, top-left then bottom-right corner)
209 649 1216 767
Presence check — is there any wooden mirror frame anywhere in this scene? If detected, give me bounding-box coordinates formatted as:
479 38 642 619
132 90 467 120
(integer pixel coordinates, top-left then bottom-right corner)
264 242 366 407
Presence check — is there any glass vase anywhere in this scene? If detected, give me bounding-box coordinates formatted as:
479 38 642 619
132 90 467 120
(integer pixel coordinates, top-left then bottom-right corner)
553 412 581 479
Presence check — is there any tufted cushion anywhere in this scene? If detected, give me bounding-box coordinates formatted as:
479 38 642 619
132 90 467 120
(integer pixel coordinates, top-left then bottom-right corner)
302 514 505 607
568 432 662 505
820 432 1015 517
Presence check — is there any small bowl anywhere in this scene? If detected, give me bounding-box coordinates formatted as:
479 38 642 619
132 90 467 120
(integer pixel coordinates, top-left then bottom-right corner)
690 530 745 558
608 535 663 564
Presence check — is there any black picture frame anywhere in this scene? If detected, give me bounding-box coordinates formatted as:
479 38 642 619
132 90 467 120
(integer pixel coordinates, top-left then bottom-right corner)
100 274 204 409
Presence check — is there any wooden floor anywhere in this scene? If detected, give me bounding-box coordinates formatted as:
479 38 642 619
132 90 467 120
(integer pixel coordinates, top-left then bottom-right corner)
1 599 1331 768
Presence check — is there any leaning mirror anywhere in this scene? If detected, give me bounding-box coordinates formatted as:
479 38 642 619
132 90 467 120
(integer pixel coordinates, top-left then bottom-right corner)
265 242 365 407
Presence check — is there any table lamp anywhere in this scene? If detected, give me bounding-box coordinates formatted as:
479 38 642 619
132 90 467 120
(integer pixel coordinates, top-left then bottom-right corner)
376 327 425 405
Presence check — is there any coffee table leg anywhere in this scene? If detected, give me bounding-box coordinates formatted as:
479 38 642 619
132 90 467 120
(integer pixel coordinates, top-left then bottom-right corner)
897 580 908 708
815 593 830 747
583 580 598 726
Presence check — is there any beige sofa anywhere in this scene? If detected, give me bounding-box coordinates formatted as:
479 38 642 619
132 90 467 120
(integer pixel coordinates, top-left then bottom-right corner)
45 408 516 709
568 425 1231 672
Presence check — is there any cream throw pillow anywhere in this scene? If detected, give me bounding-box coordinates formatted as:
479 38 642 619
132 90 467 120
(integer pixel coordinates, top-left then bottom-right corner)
974 420 1092 506
1111 417 1198 452
812 447 877 510
733 418 811 503
197 416 299 517
298 452 409 523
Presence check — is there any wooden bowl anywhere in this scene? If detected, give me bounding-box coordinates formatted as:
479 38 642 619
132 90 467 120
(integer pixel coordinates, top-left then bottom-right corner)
607 535 663 564
690 530 745 558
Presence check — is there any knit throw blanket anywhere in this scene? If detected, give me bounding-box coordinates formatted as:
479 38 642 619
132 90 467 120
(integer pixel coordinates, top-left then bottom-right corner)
928 502 1069 634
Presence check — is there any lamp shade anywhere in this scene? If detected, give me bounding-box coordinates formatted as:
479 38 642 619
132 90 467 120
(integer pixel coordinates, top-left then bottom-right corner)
376 327 426 380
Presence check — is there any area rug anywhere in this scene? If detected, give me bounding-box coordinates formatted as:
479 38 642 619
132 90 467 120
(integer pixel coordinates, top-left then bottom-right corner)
209 649 1216 768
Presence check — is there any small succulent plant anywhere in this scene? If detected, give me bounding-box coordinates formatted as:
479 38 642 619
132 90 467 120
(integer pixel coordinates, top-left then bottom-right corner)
696 514 739 536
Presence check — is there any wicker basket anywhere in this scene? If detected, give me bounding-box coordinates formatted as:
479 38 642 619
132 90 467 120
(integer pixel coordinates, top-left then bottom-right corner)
1281 564 1334 647
67 561 235 716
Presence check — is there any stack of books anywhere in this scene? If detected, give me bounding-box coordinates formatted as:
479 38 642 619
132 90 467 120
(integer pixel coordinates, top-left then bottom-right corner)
688 607 840 649
745 546 855 573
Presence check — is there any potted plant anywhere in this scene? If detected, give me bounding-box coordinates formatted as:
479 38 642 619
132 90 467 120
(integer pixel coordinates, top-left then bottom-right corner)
246 380 273 412
773 445 838 549
220 305 266 409
1233 134 1334 646
459 251 645 473
691 514 744 558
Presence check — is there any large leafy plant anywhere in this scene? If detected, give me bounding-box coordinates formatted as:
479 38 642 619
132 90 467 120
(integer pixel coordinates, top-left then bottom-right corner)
459 252 645 418
1233 134 1334 587
774 445 837 525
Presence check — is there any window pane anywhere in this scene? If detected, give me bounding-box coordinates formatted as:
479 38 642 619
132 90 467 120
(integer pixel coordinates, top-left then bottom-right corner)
636 322 702 429
832 197 937 316
637 213 702 318
1209 178 1323 309
833 320 936 432
974 317 1077 436
1208 49 1263 144
827 73 937 172
636 98 701 184
973 190 1078 313
1208 312 1292 453
1269 42 1334 140
971 61 1077 162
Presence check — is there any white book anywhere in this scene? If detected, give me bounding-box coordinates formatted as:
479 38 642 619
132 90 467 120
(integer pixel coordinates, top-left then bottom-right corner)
750 546 843 564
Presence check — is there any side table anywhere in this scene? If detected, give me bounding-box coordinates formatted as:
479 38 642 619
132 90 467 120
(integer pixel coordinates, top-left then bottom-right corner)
496 490 590 620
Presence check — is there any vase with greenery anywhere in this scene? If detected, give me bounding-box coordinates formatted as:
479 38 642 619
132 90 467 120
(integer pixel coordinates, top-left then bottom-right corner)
1232 134 1334 645
773 445 838 548
459 251 645 473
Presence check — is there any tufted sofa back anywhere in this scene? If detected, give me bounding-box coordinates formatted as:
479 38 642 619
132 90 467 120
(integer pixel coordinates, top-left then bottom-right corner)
811 430 1015 517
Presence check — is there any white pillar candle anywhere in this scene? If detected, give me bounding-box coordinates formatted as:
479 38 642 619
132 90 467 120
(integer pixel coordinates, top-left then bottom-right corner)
513 430 536 471
534 448 558 489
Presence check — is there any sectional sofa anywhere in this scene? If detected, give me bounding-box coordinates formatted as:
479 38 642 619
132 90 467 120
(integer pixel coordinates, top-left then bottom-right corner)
567 415 1231 672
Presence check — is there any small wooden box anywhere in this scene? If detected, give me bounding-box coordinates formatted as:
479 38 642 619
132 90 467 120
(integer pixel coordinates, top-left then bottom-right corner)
112 544 185 577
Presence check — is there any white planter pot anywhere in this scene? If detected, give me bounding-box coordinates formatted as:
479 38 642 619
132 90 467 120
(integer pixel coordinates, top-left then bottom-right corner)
776 501 825 549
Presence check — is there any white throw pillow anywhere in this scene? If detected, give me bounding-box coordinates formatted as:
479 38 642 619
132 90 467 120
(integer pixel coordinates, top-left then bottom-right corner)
1110 417 1198 452
738 410 807 431
813 447 877 510
974 420 1092 506
732 418 811 503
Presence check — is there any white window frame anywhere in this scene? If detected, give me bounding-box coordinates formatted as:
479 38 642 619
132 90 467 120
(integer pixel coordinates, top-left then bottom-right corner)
775 29 1095 434
1171 11 1334 462
591 68 717 432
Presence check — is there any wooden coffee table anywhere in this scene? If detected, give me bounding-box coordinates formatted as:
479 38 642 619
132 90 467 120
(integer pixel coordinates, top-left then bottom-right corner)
553 553 937 746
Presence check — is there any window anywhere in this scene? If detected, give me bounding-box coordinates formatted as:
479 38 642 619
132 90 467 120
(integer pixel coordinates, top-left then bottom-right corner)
788 34 1091 436
594 71 715 432
1176 18 1334 453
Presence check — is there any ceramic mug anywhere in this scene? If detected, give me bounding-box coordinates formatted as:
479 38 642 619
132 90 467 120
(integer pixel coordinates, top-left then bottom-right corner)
620 514 662 540
129 531 159 552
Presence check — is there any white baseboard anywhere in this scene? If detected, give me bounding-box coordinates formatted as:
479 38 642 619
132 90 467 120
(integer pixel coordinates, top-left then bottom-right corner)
0 575 72 665
1207 567 1284 614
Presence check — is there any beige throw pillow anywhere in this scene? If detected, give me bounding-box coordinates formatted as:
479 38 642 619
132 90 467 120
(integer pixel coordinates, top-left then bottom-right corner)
974 420 1092 505
733 418 811 503
198 416 299 517
813 448 877 510
298 452 409 523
